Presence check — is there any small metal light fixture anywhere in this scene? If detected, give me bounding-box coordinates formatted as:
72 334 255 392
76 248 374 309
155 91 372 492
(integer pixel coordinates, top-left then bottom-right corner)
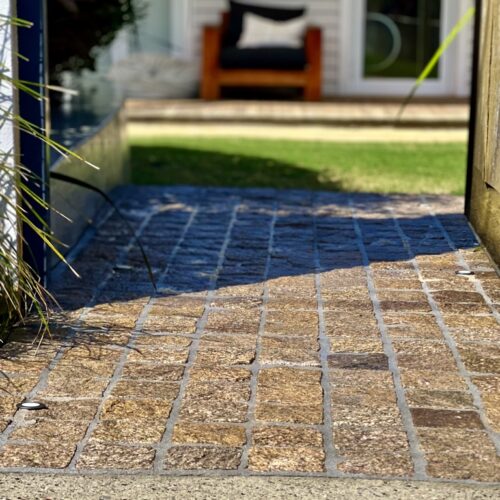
456 270 475 276
114 264 133 271
17 402 48 411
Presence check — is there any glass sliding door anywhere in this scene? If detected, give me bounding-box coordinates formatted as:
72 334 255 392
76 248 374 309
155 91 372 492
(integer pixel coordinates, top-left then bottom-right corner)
340 0 469 96
364 0 442 79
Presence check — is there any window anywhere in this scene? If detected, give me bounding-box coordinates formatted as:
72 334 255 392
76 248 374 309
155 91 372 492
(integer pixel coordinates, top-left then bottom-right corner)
364 0 442 79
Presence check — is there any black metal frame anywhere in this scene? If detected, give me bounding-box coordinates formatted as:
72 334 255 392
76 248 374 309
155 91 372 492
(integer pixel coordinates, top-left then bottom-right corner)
17 0 50 286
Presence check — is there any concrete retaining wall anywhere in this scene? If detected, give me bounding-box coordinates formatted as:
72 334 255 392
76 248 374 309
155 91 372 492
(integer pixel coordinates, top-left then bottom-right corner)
50 107 129 265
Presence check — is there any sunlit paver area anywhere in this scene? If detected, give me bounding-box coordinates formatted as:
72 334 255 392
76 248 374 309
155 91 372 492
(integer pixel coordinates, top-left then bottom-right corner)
0 186 498 483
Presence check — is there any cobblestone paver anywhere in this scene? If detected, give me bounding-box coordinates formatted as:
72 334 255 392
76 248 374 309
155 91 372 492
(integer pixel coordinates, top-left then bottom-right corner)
0 187 499 483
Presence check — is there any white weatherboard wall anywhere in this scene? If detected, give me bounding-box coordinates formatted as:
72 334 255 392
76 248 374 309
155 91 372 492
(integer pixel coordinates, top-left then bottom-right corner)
456 0 475 96
186 0 474 97
0 0 17 262
132 0 174 54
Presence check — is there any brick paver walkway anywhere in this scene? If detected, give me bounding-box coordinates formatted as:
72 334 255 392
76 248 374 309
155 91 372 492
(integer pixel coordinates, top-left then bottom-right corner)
0 187 499 483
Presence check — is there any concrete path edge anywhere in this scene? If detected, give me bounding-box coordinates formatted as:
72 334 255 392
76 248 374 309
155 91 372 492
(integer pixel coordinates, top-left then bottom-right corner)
0 474 499 499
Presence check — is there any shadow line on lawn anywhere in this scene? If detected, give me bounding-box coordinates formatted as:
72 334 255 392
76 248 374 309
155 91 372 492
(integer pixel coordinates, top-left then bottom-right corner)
131 145 345 192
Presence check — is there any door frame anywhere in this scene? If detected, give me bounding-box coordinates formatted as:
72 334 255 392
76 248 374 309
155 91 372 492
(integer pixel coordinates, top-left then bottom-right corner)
338 0 472 96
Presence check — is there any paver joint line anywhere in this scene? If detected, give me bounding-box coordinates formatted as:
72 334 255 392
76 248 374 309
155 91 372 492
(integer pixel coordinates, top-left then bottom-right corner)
350 200 428 480
415 197 500 455
69 204 200 471
239 203 277 471
0 198 147 452
155 202 240 472
313 206 341 475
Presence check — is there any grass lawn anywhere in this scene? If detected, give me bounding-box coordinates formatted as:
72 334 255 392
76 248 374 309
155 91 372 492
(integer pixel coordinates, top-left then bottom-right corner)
130 135 467 195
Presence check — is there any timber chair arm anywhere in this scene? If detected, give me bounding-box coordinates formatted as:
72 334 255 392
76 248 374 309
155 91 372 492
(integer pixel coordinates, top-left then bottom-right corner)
201 25 223 99
304 26 322 101
305 26 322 71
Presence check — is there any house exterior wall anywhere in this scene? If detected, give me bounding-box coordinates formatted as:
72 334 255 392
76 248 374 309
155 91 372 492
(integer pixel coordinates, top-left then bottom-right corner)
0 0 18 266
186 0 474 97
456 0 476 96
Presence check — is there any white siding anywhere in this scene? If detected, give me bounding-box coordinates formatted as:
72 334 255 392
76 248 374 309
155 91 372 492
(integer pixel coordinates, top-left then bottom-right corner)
133 0 174 54
0 0 18 258
188 0 342 95
455 0 475 96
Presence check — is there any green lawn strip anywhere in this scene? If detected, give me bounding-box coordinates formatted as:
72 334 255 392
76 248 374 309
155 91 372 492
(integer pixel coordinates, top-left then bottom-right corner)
130 136 467 195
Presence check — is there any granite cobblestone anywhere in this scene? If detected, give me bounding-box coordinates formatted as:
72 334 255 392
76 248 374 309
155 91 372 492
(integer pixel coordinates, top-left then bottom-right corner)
0 187 498 483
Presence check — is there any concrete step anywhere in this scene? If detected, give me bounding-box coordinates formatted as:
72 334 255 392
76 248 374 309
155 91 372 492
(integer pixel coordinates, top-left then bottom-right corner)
125 99 470 128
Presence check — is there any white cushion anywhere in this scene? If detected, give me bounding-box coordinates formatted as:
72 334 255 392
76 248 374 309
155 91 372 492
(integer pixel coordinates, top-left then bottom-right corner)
237 12 307 49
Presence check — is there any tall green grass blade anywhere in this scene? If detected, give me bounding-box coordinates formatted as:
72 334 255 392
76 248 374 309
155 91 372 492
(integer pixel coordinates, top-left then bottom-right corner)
0 15 33 28
20 182 73 222
17 117 100 170
21 215 79 278
397 7 475 120
14 52 29 62
18 81 79 96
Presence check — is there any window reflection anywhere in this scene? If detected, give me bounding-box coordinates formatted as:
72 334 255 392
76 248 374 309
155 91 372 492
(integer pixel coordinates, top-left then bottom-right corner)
364 0 441 79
